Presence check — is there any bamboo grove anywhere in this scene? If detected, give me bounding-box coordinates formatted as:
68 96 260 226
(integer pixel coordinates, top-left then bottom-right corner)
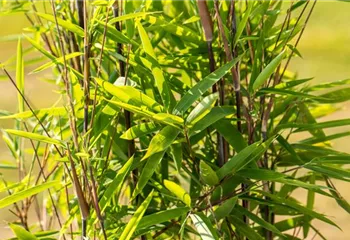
0 0 350 239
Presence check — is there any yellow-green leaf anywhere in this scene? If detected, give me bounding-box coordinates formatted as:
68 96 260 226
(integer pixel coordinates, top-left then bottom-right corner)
119 190 154 240
164 180 191 207
5 129 64 147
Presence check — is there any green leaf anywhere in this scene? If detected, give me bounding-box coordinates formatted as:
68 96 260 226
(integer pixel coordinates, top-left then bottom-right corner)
143 15 202 44
234 1 254 45
16 38 24 113
32 52 83 74
170 143 183 172
96 20 134 45
236 169 285 181
109 11 161 24
164 179 191 207
5 129 64 147
136 20 175 111
36 12 84 37
199 161 219 186
189 106 235 136
213 119 246 152
0 181 59 208
142 126 180 160
132 152 165 200
229 215 264 240
152 113 184 127
120 122 161 140
186 92 218 124
0 107 68 120
97 78 164 113
252 50 286 91
305 164 350 182
137 207 190 230
10 224 38 240
211 196 238 221
258 190 340 229
233 205 284 238
190 213 218 240
217 138 274 180
99 156 134 213
173 57 241 115
325 179 350 214
279 119 350 132
119 190 154 240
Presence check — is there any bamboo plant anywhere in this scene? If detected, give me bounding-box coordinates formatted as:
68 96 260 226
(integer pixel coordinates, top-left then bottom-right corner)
0 0 350 239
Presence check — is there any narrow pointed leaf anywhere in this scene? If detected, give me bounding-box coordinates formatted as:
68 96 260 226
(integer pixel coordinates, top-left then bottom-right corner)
0 181 59 208
190 213 218 240
36 12 84 36
200 161 219 186
10 224 38 240
137 207 190 230
132 152 164 199
142 126 180 160
99 156 134 213
16 38 24 113
119 190 154 240
173 57 241 115
252 50 286 91
164 180 191 207
5 129 64 147
120 122 161 140
97 78 164 113
186 92 218 124
136 20 175 111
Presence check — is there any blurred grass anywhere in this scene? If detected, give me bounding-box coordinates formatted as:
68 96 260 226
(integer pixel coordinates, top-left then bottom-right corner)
0 1 349 239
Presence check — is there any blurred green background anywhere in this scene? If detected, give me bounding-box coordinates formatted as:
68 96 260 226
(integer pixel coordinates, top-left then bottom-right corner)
0 1 349 239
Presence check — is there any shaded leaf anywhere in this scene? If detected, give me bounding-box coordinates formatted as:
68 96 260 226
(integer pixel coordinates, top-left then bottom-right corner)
119 190 154 240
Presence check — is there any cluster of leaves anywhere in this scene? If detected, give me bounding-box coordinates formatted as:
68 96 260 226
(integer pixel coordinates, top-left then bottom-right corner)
0 0 349 239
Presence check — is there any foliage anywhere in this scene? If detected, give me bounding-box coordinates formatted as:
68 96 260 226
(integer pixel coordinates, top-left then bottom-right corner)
0 0 349 239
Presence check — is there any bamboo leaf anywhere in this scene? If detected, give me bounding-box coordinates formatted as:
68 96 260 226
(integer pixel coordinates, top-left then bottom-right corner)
258 190 340 229
142 126 180 160
200 161 219 186
0 107 68 120
189 106 235 136
236 169 285 180
186 92 218 124
132 152 164 200
234 1 254 45
36 12 84 37
5 129 64 147
97 78 164 113
213 119 246 152
119 190 154 240
190 213 218 240
0 181 59 208
16 38 24 113
170 143 183 172
233 205 284 237
99 156 134 213
137 207 190 230
173 57 241 115
10 224 38 240
252 50 286 91
109 11 161 24
143 15 202 43
120 122 161 140
136 20 175 111
164 180 191 207
217 138 274 180
229 215 264 240
211 196 238 221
